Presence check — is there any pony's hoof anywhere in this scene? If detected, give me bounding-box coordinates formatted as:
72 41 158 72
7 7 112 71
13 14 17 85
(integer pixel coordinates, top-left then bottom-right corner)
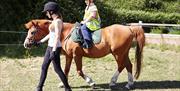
91 83 96 89
109 85 121 90
58 82 64 88
125 84 135 90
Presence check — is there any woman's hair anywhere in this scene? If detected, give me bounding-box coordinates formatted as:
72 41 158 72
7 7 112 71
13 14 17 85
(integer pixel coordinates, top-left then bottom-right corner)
49 10 63 20
56 12 63 20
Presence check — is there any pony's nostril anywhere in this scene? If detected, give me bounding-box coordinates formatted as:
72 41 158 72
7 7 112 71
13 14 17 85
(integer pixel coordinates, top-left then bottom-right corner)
27 43 31 47
24 43 31 48
24 43 29 48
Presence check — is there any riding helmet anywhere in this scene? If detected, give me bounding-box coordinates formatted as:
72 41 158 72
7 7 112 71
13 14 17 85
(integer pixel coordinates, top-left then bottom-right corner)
42 2 59 12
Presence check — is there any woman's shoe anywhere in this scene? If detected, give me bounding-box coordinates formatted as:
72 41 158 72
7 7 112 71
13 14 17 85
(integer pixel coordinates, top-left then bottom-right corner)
36 87 43 91
65 88 72 91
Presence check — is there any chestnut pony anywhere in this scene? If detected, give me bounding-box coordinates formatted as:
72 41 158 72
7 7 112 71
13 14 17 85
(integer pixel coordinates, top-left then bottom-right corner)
24 19 145 89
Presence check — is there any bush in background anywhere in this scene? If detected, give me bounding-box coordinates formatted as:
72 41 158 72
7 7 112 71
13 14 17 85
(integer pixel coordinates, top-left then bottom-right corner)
0 0 179 58
169 27 180 34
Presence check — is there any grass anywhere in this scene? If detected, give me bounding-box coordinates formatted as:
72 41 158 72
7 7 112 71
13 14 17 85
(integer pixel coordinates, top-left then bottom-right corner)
0 46 180 91
146 44 180 52
0 45 47 58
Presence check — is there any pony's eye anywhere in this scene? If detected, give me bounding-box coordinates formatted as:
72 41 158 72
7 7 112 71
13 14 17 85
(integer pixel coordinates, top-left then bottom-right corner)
31 31 36 35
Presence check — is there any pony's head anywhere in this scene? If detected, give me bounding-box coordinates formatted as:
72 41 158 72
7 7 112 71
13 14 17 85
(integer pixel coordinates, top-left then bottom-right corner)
23 19 50 48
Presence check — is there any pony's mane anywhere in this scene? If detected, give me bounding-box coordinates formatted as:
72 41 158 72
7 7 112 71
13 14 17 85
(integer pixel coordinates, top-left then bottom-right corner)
24 19 50 29
25 19 74 30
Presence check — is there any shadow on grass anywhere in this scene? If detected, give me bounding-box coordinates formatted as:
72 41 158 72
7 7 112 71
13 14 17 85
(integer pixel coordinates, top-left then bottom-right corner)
72 80 180 90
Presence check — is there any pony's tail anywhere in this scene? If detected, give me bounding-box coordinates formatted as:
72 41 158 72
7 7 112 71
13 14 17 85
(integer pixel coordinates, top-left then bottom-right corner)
131 26 145 79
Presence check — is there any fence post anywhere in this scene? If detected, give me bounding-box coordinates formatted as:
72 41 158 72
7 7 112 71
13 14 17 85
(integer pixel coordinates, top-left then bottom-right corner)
139 21 142 25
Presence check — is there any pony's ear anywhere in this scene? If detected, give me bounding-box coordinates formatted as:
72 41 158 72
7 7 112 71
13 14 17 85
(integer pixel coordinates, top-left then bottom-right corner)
24 20 38 29
24 21 33 29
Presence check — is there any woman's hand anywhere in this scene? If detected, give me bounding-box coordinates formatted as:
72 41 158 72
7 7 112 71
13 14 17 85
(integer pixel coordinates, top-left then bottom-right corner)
33 41 42 47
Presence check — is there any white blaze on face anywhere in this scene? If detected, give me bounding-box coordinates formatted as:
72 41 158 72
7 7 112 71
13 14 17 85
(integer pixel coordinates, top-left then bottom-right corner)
23 30 32 49
23 38 28 48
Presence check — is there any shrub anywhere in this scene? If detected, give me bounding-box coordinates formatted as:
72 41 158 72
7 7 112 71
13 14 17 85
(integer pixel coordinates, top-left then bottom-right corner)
151 27 162 34
169 27 180 34
144 0 164 11
150 27 170 34
114 9 180 24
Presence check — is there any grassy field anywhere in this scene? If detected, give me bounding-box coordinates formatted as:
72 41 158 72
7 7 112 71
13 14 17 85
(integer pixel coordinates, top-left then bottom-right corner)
0 46 180 91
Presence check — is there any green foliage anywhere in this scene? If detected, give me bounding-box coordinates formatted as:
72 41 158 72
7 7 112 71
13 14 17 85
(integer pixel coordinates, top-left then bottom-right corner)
103 0 179 13
169 27 180 34
151 27 169 34
144 0 164 11
114 9 180 24
0 0 85 45
101 0 180 26
163 1 180 13
0 45 46 58
150 27 180 34
151 27 162 34
1 0 179 32
0 0 179 57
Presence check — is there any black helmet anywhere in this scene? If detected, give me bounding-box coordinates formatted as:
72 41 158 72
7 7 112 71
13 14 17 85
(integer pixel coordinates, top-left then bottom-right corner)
42 2 59 12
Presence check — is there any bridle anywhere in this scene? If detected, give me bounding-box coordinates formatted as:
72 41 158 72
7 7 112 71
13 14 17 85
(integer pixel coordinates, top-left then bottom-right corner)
26 22 41 45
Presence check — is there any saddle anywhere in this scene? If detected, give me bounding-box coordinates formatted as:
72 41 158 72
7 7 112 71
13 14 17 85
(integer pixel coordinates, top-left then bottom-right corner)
70 22 102 48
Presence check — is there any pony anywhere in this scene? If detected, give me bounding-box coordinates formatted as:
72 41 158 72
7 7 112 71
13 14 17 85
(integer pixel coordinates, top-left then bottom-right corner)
23 19 145 89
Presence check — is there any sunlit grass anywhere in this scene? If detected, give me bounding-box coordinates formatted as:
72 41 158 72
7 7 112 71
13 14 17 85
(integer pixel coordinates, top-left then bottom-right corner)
0 46 180 91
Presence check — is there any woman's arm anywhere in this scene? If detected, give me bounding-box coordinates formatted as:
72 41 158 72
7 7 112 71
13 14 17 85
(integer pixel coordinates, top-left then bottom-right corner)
52 19 62 51
40 34 50 43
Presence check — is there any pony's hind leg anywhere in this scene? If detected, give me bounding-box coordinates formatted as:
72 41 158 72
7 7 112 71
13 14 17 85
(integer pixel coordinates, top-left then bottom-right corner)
109 70 120 87
125 56 134 89
109 54 125 88
74 56 95 87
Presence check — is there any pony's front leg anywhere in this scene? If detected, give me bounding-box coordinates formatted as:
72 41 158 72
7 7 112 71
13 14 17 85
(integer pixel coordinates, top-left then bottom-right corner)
58 55 73 88
74 56 95 87
64 55 73 77
109 54 125 89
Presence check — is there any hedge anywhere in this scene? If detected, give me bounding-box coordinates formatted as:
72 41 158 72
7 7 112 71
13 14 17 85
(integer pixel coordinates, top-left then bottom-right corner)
114 9 179 24
0 0 179 44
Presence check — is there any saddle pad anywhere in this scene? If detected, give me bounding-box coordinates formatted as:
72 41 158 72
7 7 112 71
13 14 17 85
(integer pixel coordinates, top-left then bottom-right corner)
92 30 102 44
70 23 102 44
70 22 83 43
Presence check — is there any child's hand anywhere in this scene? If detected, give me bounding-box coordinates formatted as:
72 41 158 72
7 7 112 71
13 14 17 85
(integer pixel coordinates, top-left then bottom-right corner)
81 21 85 24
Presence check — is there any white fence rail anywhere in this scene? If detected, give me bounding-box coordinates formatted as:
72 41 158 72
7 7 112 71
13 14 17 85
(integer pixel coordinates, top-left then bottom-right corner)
145 33 180 45
0 26 180 46
0 31 26 46
127 22 180 45
0 31 27 33
127 21 180 27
